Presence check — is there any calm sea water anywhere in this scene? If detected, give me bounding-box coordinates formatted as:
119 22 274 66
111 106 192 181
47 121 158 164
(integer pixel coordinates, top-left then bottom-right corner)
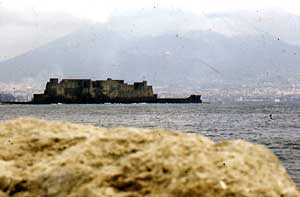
0 102 299 187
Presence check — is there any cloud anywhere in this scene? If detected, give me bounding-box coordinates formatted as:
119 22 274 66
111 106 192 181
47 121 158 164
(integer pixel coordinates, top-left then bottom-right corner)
107 8 300 46
0 6 88 61
1 5 300 62
3 0 300 20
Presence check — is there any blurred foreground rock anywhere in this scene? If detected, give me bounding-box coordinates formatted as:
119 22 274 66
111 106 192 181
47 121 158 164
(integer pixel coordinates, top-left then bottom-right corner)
0 118 299 197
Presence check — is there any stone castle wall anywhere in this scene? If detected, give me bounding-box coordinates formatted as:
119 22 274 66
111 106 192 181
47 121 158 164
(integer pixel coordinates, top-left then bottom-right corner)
34 78 154 103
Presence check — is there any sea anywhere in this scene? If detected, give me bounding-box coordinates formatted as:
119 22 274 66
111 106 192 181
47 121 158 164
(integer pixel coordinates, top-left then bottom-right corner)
0 102 299 187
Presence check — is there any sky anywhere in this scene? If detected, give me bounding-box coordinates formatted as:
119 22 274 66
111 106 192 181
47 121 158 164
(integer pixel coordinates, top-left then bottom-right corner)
2 0 300 22
1 0 300 61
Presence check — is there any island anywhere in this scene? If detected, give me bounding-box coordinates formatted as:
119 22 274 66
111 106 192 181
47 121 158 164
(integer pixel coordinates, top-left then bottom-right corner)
6 78 202 104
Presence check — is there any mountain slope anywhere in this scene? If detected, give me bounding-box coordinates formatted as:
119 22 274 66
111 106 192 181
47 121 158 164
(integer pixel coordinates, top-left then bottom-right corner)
1 24 300 87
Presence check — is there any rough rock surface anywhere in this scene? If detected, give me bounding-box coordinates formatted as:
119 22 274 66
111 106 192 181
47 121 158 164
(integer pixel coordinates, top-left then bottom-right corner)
0 118 299 197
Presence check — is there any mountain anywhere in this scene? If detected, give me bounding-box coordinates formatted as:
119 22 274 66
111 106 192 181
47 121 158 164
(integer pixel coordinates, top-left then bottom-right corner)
1 10 300 88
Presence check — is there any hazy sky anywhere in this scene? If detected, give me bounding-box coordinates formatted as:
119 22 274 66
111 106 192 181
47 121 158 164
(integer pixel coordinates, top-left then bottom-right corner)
1 0 300 61
2 0 300 22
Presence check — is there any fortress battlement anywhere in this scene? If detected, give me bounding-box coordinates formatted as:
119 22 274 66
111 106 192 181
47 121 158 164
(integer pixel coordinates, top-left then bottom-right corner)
33 78 202 104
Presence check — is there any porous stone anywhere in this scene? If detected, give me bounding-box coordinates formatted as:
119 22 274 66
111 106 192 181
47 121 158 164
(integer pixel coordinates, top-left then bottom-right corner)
0 118 298 197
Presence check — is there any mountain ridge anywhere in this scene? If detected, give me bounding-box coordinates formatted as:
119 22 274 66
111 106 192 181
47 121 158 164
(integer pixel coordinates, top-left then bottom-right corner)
1 13 300 88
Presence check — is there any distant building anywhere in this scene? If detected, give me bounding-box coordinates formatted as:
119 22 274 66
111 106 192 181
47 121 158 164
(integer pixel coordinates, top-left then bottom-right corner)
33 78 202 104
0 93 15 102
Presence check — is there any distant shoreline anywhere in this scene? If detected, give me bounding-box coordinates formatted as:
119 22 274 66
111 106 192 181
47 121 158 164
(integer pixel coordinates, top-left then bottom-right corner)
1 101 206 105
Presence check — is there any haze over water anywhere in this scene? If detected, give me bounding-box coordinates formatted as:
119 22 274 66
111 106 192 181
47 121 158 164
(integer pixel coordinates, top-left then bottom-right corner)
0 102 299 187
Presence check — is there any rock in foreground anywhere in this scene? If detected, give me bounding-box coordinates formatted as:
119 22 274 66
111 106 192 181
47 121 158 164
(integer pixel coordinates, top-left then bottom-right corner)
0 118 298 197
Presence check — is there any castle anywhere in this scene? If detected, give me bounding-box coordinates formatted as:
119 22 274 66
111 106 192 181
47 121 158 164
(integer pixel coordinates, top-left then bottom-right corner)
33 78 202 104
